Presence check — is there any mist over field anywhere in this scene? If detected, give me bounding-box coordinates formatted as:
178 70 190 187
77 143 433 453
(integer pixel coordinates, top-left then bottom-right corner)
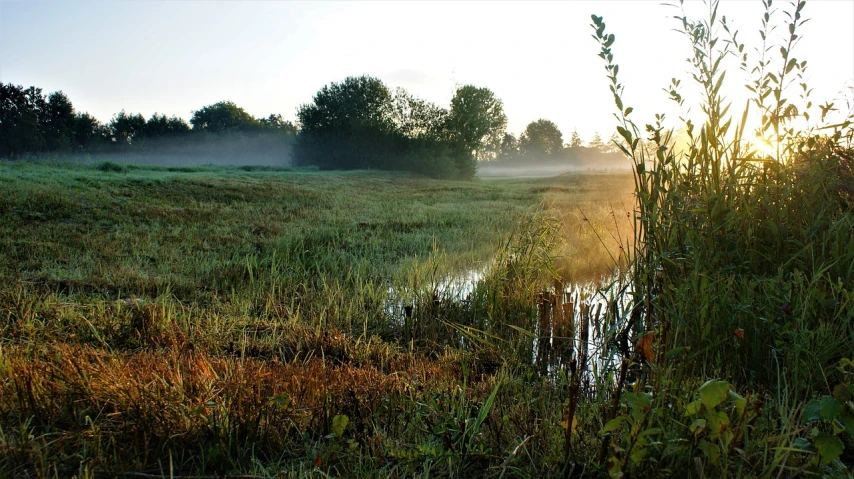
66 133 294 167
480 147 630 176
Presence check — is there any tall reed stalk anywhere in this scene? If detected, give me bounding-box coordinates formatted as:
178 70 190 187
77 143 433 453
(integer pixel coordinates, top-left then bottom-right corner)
588 0 854 475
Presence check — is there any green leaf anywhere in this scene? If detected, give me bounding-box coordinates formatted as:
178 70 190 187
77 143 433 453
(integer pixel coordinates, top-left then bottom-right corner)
475 381 501 432
617 126 633 144
706 409 730 436
686 399 702 415
728 390 747 417
607 455 622 478
813 434 843 465
699 380 730 410
603 417 625 433
785 58 797 74
803 399 822 422
629 445 648 464
604 34 615 48
506 324 536 338
331 414 349 437
792 437 814 451
819 396 842 421
690 418 707 437
699 439 721 464
625 392 651 414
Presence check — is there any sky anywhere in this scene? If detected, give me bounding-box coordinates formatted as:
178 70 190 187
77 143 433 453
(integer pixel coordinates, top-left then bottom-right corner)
2 0 853 143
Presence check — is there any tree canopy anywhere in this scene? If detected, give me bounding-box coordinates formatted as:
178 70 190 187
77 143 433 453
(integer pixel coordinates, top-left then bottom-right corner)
294 75 477 178
110 110 146 145
519 119 564 159
391 87 448 140
298 75 394 135
569 129 583 148
447 85 507 161
588 131 605 151
190 101 261 133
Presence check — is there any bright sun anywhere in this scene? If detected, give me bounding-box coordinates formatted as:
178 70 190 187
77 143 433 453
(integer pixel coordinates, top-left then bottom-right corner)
752 136 778 159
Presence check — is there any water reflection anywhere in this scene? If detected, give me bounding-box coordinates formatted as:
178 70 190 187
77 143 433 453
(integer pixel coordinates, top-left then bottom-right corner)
385 265 634 380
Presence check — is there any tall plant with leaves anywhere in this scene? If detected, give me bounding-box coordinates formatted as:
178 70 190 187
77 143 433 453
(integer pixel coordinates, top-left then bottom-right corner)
589 0 854 475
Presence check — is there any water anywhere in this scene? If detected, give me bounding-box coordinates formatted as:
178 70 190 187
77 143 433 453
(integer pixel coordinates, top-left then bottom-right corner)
384 262 635 380
536 274 634 381
384 265 487 322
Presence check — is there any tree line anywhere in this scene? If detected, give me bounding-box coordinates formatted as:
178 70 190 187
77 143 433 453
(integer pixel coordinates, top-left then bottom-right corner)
494 118 624 167
1 77 623 178
0 83 296 159
293 76 507 179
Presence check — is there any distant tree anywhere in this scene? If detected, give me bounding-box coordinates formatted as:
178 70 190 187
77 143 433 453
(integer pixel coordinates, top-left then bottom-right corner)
391 87 448 140
497 133 520 162
44 91 76 151
519 119 564 159
110 110 146 145
143 113 190 138
606 132 622 153
166 116 191 134
295 76 475 178
144 113 168 137
259 113 297 135
72 112 109 149
569 129 583 148
190 101 260 133
0 83 47 157
589 131 605 151
298 75 394 134
447 85 507 161
295 75 397 169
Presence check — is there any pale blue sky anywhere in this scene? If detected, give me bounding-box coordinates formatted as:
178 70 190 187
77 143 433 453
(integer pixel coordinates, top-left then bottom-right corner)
2 0 852 142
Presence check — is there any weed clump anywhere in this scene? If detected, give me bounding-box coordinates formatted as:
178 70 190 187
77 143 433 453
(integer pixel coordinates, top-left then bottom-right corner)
94 160 128 173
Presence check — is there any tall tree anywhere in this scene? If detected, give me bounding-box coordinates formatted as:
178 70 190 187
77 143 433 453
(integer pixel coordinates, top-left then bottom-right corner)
606 132 622 154
44 91 76 151
190 101 260 133
259 114 297 135
110 110 146 145
447 85 507 161
519 119 564 159
295 75 396 169
72 112 109 149
497 133 520 162
144 113 190 137
391 87 448 140
0 83 47 156
298 75 394 135
569 129 583 148
589 131 605 151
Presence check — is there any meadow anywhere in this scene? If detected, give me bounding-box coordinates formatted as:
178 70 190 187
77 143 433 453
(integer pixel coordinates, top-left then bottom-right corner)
0 161 638 477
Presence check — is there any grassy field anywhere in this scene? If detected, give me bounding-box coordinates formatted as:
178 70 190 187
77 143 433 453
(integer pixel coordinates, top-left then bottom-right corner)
0 161 636 477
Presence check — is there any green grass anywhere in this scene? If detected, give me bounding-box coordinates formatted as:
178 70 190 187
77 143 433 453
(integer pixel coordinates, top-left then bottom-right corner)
0 160 636 477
